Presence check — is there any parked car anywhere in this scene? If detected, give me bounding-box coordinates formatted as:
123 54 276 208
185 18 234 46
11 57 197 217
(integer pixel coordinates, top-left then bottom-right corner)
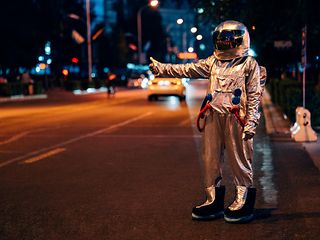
147 77 186 101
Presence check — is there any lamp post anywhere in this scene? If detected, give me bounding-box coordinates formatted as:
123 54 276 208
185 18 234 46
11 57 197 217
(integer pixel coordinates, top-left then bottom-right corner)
86 0 92 82
176 18 186 52
137 0 159 64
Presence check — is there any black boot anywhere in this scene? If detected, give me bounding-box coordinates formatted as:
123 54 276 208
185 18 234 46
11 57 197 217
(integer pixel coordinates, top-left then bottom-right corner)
192 186 225 220
224 186 256 223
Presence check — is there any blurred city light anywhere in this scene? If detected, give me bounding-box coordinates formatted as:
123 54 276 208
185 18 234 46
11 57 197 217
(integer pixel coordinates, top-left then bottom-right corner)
188 47 194 52
176 18 184 25
196 34 203 40
249 48 257 57
44 42 51 55
92 28 104 40
177 52 197 59
103 67 110 73
197 8 204 14
129 43 138 51
68 13 80 20
71 57 79 64
200 43 206 51
39 63 46 70
62 69 69 76
149 0 159 7
190 27 197 33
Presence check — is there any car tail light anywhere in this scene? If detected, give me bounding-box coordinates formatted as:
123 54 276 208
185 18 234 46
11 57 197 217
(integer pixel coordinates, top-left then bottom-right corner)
171 81 181 85
148 81 157 85
158 80 170 86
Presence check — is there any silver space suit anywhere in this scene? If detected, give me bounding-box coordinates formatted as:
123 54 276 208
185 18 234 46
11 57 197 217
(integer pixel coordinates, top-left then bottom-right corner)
150 20 263 223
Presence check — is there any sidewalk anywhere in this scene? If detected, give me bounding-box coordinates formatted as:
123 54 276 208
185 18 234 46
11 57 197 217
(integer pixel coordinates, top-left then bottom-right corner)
262 90 320 171
0 87 112 103
0 93 48 103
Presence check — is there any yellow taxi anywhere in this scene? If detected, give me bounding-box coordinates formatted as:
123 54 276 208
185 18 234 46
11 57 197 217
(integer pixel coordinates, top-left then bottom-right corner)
147 78 186 101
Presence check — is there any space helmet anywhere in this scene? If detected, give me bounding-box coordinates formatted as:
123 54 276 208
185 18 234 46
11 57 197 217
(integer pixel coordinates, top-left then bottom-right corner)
212 20 250 60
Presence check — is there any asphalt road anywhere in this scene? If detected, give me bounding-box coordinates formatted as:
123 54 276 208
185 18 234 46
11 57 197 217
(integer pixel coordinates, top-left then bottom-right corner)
0 81 319 240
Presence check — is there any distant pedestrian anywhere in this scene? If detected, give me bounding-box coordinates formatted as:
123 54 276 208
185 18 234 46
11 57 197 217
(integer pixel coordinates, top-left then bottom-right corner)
105 72 116 97
21 71 34 95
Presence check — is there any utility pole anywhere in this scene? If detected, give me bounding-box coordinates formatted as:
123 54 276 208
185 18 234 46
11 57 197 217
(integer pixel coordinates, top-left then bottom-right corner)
301 25 307 108
86 0 92 82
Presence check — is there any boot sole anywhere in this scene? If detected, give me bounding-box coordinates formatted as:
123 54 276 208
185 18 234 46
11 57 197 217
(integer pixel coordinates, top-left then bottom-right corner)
224 214 254 223
192 211 224 221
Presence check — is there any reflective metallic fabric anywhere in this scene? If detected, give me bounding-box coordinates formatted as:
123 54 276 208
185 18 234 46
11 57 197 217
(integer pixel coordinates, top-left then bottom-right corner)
213 20 250 61
203 110 253 187
260 66 267 87
150 21 262 189
195 185 215 208
228 186 248 211
154 56 262 136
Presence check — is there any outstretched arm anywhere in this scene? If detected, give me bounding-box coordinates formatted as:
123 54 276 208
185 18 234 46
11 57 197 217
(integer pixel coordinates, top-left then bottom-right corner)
149 57 213 79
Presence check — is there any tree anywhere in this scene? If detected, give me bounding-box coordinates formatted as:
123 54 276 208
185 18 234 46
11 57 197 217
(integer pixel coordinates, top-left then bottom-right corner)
0 0 47 80
188 0 320 78
0 0 86 81
97 0 167 68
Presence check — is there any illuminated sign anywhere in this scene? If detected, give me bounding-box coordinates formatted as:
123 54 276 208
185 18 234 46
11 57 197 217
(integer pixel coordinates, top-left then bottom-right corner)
177 52 198 59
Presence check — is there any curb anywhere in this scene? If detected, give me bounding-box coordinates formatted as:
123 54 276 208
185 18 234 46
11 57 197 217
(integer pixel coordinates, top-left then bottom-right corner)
261 90 291 138
0 94 48 103
262 90 320 171
302 136 320 171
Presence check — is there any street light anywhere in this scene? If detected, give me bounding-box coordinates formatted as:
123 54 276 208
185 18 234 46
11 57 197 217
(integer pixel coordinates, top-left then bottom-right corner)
176 18 186 52
176 18 184 25
196 34 203 41
137 0 159 64
190 27 197 33
150 0 159 7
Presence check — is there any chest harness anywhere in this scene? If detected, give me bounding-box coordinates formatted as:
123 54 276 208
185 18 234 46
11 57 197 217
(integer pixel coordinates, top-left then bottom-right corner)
196 89 245 132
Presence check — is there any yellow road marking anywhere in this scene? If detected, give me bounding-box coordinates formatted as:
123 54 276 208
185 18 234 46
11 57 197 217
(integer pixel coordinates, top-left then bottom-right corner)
178 118 191 126
23 148 66 164
0 132 29 145
0 112 152 168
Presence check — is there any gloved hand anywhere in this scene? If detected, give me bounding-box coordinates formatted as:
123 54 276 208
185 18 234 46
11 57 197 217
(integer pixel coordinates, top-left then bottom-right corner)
149 57 160 76
242 131 254 141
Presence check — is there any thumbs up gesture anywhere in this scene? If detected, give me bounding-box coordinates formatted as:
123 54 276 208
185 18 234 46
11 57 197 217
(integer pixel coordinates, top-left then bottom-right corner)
149 57 160 76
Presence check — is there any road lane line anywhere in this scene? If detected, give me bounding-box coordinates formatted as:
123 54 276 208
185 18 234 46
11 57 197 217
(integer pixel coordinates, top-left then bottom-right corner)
0 132 29 145
178 118 191 126
0 126 67 146
23 148 66 164
256 138 278 208
0 112 153 168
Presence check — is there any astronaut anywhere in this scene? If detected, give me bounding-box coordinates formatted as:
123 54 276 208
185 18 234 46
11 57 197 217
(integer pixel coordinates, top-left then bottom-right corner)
149 20 263 223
